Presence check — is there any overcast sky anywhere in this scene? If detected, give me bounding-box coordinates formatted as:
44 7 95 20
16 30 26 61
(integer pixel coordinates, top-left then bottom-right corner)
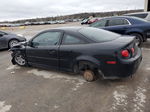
0 0 144 21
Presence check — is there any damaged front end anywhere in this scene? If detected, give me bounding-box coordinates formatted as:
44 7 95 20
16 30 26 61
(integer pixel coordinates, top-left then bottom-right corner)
9 42 27 65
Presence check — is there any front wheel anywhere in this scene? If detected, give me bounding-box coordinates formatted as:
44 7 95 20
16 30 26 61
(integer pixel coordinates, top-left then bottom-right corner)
9 39 19 48
14 53 27 66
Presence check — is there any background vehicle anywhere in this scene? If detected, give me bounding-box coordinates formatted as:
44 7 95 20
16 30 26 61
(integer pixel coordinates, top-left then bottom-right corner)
124 12 150 21
10 27 142 81
81 18 90 25
88 18 99 24
81 18 99 25
90 16 150 46
0 31 26 49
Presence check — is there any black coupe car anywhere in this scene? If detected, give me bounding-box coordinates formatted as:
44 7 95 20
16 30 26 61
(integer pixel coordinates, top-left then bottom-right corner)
10 27 142 81
0 31 26 49
90 16 150 46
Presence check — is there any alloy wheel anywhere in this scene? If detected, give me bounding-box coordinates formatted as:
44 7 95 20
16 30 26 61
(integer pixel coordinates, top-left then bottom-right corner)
9 40 19 48
14 54 26 66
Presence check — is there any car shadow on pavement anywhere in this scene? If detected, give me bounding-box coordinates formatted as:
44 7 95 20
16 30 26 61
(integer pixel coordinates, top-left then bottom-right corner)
0 49 9 52
12 65 136 85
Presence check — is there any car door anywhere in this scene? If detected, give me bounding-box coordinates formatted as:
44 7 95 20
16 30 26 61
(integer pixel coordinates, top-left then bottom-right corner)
59 33 87 72
104 18 131 34
0 31 7 49
26 30 62 70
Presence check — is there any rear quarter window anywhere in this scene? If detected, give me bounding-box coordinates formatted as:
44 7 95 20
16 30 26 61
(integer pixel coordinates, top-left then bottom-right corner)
62 34 85 45
108 19 129 26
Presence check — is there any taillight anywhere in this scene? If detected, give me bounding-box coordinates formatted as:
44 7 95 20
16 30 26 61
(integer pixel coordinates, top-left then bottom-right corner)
121 50 129 58
131 48 135 54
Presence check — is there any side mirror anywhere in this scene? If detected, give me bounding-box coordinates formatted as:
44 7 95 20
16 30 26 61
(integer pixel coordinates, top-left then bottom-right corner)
32 42 39 47
27 41 39 48
27 41 32 46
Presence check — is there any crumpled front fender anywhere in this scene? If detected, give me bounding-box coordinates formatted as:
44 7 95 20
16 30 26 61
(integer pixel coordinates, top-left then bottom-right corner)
11 58 16 65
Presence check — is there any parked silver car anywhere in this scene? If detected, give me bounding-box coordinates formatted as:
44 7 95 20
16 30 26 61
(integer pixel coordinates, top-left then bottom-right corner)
0 31 26 49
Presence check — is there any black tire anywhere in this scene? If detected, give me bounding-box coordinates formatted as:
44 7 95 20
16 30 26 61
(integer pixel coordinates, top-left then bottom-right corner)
9 39 19 48
83 70 98 82
14 52 27 66
130 33 143 47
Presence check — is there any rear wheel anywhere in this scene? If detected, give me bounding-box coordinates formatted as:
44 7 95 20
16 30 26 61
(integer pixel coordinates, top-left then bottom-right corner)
83 70 97 82
130 33 143 47
14 53 26 66
9 39 19 48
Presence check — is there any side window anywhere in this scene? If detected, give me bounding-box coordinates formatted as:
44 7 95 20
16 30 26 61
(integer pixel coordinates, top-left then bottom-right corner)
108 19 129 26
32 32 61 47
62 34 85 45
123 19 129 25
90 19 107 27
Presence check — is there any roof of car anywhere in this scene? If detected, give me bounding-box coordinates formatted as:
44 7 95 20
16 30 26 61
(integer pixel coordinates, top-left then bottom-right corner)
98 16 149 22
124 11 150 15
100 16 135 20
92 16 149 25
47 27 84 32
44 27 106 33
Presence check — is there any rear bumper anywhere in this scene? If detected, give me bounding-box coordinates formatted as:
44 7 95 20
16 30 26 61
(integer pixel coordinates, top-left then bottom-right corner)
100 48 142 79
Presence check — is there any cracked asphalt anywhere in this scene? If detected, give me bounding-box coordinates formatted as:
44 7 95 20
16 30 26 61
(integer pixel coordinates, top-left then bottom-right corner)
0 22 150 112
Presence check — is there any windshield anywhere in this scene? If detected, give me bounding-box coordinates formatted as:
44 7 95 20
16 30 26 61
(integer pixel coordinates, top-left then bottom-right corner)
79 27 120 42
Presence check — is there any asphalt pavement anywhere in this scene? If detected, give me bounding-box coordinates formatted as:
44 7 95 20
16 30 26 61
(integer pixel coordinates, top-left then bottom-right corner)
0 23 150 112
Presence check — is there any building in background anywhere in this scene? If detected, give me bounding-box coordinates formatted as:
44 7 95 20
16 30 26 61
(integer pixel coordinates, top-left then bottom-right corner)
145 0 150 11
